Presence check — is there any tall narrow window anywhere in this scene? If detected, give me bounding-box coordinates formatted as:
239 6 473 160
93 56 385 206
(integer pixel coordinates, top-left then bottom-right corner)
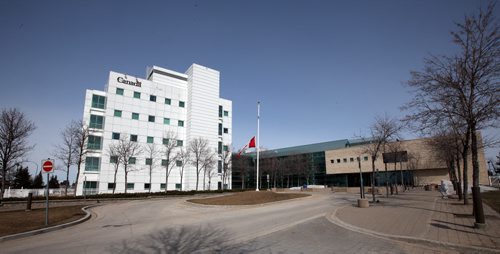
219 105 223 118
218 142 222 154
218 123 222 136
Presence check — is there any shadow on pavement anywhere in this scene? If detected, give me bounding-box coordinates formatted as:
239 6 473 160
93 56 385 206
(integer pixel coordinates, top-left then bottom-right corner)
107 224 270 254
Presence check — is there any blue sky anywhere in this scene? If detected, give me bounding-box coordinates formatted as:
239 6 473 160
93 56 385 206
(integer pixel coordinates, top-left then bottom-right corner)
0 0 498 181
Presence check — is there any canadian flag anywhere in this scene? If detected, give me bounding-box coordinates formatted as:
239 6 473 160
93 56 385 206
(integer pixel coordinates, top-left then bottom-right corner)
237 136 256 157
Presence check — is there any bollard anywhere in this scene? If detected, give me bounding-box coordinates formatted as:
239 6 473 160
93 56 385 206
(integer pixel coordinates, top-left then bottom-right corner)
26 193 33 211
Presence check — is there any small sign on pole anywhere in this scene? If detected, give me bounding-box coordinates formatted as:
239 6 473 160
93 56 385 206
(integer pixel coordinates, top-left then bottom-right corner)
41 158 54 226
42 159 54 173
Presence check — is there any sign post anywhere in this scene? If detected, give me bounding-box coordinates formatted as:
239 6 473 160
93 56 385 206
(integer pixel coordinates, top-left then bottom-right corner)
42 159 54 226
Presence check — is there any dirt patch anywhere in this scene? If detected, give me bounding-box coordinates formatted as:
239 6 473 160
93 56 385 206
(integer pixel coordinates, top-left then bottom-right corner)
0 205 86 237
482 190 500 214
187 191 310 205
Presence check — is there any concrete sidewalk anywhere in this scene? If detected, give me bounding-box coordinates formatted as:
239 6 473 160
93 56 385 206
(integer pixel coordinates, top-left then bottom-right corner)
330 189 500 253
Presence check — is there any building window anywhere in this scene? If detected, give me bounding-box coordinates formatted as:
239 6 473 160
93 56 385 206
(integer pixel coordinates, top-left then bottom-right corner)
218 160 222 173
85 157 100 171
91 94 106 109
114 110 122 117
160 183 166 190
130 134 138 142
161 159 168 166
87 135 102 150
224 110 229 117
343 158 347 163
175 183 181 191
218 142 222 154
129 157 136 164
89 115 104 129
223 145 229 152
162 138 169 145
364 156 369 161
83 181 97 190
132 112 139 120
148 115 155 122
112 132 120 140
350 158 354 162
127 183 134 190
176 140 183 147
147 136 154 143
144 183 150 190
163 118 170 125
116 88 124 95
150 95 156 102
224 128 228 134
218 123 222 135
178 120 184 127
176 160 182 167
330 160 334 163
108 183 115 190
219 105 223 118
110 156 118 164
134 91 141 99
179 101 185 108
165 98 171 105
337 159 341 163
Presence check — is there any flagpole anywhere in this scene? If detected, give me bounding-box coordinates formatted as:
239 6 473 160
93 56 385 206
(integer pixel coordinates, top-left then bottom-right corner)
256 101 260 191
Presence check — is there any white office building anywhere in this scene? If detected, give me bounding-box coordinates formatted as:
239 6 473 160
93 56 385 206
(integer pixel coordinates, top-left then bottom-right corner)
76 64 232 195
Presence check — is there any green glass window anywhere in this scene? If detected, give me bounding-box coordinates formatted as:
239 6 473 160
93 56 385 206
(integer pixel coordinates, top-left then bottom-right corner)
176 160 182 167
162 138 169 145
160 183 166 189
87 135 102 150
146 158 152 165
85 157 100 171
179 101 185 108
148 115 155 122
224 110 229 117
129 157 136 164
165 98 171 105
127 183 134 190
175 183 181 190
223 145 229 152
364 156 369 161
147 136 154 143
132 112 139 120
91 95 106 109
114 110 122 117
163 118 170 125
116 88 124 95
110 156 118 164
150 95 157 102
178 120 184 127
84 181 97 189
112 132 120 140
89 115 104 129
133 91 141 99
161 159 168 166
130 134 138 142
176 140 183 147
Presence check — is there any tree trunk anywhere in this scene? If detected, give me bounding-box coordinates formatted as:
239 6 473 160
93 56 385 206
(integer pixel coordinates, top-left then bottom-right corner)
74 160 82 197
1 167 6 204
149 166 152 193
165 174 169 194
455 155 463 200
385 162 389 198
203 169 206 191
371 159 376 202
65 165 70 196
113 166 118 194
462 128 470 205
124 166 128 194
471 129 485 224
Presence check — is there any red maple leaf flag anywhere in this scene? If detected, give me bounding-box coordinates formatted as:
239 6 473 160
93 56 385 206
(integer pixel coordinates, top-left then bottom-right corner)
248 136 256 148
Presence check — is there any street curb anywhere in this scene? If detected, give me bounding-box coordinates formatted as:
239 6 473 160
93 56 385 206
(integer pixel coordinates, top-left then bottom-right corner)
0 204 100 243
327 205 500 254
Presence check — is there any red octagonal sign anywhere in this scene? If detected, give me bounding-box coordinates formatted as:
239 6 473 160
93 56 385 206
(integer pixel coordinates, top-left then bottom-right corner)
42 160 54 173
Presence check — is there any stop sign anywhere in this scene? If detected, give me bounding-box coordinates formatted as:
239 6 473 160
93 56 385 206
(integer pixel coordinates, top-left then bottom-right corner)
42 160 54 173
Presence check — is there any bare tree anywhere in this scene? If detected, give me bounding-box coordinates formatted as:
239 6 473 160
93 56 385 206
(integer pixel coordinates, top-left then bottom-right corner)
404 4 499 225
177 147 191 191
162 131 178 193
0 108 36 204
364 115 401 202
53 121 78 196
188 137 210 191
144 143 159 193
201 149 216 190
233 154 251 189
107 142 120 194
115 136 142 193
221 146 232 189
72 120 89 196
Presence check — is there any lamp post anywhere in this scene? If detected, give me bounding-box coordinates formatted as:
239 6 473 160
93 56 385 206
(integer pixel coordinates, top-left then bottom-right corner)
358 157 364 199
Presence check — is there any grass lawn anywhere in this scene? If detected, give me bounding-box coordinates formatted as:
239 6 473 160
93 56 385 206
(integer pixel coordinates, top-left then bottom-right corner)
187 191 310 205
482 190 500 214
0 205 86 237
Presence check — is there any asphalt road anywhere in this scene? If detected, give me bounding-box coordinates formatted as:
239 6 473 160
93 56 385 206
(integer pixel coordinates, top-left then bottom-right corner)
0 192 439 254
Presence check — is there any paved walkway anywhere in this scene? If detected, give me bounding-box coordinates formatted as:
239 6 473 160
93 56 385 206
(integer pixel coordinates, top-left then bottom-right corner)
330 189 500 253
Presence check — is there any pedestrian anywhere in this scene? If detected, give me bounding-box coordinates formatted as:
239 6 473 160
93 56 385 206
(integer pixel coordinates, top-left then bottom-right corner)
439 180 448 199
